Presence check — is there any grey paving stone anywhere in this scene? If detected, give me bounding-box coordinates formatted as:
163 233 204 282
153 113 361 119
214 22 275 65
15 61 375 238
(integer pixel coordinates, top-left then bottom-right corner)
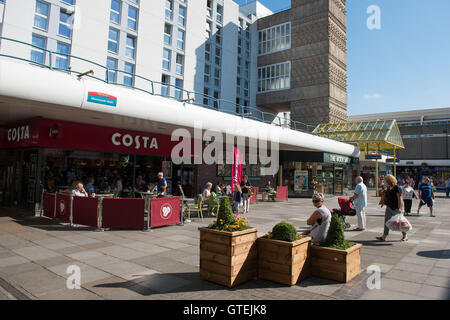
58 235 100 246
417 285 450 299
424 275 450 289
157 241 192 250
429 267 450 277
12 246 60 261
97 261 157 280
379 278 422 295
38 287 103 300
33 238 76 250
0 255 30 267
393 262 434 274
35 255 75 268
384 269 428 284
130 273 192 293
81 255 122 268
66 250 104 261
97 245 149 260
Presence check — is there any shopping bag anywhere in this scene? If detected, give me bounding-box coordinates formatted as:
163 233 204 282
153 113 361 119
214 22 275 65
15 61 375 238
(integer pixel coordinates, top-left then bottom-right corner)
386 213 412 232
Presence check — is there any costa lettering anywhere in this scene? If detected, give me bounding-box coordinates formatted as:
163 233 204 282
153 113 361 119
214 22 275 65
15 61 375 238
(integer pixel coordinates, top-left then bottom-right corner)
7 125 30 143
111 133 159 150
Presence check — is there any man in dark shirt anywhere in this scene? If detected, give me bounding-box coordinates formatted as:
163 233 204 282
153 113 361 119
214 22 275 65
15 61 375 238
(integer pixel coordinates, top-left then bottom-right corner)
240 175 252 213
417 178 435 217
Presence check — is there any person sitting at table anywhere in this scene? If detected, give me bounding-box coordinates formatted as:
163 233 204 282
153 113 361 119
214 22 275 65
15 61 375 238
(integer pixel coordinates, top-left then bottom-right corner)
85 177 95 196
156 186 168 198
203 182 213 200
72 182 88 197
151 172 167 195
215 183 223 195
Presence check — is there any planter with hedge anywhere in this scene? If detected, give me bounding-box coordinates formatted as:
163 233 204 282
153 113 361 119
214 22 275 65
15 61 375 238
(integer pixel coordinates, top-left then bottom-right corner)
257 222 311 286
310 213 362 283
199 196 258 288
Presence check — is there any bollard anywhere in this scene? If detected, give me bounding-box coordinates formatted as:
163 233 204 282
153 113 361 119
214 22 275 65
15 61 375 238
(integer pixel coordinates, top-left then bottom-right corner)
95 197 104 232
145 198 152 232
69 195 74 228
53 192 57 218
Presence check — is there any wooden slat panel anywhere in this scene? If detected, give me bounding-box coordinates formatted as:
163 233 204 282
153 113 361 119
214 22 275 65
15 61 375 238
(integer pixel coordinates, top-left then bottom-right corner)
258 269 294 286
200 231 231 246
200 241 230 255
311 257 348 272
200 249 257 267
311 246 346 263
231 232 257 245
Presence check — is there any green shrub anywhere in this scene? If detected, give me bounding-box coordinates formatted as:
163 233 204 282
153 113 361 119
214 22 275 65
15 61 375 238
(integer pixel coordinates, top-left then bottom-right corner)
271 221 297 242
216 197 234 226
325 213 345 247
208 196 251 232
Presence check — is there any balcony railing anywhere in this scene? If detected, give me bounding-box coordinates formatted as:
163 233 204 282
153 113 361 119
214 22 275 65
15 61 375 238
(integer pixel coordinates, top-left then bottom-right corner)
0 36 316 133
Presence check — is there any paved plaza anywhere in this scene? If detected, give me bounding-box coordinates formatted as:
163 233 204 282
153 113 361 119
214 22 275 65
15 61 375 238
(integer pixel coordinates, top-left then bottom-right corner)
0 193 449 300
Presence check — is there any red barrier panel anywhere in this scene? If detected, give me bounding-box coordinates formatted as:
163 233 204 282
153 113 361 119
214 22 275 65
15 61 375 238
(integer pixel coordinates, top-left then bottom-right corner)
250 187 258 203
73 197 99 228
150 197 181 228
277 186 288 201
43 192 56 218
55 193 72 223
102 198 145 229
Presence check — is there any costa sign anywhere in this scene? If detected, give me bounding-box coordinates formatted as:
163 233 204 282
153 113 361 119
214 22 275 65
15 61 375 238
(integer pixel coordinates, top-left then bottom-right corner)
111 133 159 150
7 125 30 143
160 203 172 220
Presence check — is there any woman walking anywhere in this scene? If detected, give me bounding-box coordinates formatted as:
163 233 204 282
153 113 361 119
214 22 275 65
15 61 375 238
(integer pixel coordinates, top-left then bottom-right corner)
377 174 408 242
402 181 416 216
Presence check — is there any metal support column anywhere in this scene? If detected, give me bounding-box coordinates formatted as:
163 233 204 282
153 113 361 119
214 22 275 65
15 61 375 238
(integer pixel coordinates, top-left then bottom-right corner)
393 148 397 177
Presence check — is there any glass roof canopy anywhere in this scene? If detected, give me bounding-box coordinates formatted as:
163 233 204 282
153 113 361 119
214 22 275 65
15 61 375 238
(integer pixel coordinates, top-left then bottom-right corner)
312 120 404 151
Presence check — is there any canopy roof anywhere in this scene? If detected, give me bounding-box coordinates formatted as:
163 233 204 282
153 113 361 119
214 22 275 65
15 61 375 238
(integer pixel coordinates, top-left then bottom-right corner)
312 120 404 150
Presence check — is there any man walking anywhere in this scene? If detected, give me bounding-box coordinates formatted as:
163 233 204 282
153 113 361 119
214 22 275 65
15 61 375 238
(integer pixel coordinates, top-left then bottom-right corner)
350 176 367 231
417 177 435 217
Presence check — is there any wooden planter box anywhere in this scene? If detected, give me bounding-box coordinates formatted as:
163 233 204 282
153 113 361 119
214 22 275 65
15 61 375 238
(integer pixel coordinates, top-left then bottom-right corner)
199 227 258 288
257 236 312 286
310 243 363 283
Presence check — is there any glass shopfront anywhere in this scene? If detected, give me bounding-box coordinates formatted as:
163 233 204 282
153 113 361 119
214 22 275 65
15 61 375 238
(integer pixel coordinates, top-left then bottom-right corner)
280 152 355 197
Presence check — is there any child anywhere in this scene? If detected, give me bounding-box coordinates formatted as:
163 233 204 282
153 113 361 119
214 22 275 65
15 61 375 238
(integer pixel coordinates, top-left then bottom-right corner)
233 184 242 217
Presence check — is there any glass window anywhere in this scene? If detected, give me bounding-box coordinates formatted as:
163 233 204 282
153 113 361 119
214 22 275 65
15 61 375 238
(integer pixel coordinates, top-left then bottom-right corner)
128 6 138 31
213 90 219 108
106 57 118 82
216 4 223 23
164 23 172 45
203 87 210 105
175 78 183 100
165 0 173 20
161 74 170 96
62 0 75 4
175 53 184 74
108 28 119 53
123 62 134 86
258 22 291 55
30 34 46 64
34 0 50 30
58 11 73 38
206 0 212 17
178 5 186 26
55 42 70 70
110 0 121 24
126 35 136 59
257 61 290 93
162 48 171 70
177 29 184 50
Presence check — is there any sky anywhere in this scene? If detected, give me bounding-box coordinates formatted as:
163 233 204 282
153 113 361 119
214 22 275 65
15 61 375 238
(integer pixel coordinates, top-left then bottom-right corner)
233 0 450 116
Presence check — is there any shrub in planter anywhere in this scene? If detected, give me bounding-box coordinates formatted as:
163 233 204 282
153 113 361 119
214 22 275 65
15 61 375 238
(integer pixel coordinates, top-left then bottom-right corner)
310 213 363 282
199 196 257 287
257 221 311 286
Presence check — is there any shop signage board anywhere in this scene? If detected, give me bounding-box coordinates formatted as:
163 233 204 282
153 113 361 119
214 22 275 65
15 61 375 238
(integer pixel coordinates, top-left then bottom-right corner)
365 154 382 160
87 92 118 107
0 118 190 157
294 170 308 192
323 153 351 164
386 158 400 163
150 196 181 228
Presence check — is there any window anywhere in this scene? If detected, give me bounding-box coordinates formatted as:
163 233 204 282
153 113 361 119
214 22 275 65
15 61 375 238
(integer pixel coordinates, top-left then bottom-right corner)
214 68 220 87
206 0 212 17
177 29 184 50
164 23 172 45
126 35 136 59
106 57 118 82
244 80 249 97
216 4 223 23
236 98 241 113
203 87 210 105
165 0 173 20
236 77 241 95
257 61 290 93
108 28 119 53
123 62 134 86
30 34 46 64
215 56 220 66
161 74 170 96
178 5 186 26
175 78 183 100
110 0 121 24
58 10 73 38
204 64 210 83
128 6 138 31
62 0 75 4
175 54 184 74
213 90 219 108
34 1 49 31
215 26 221 44
206 20 212 39
258 22 291 55
55 42 70 70
162 48 171 70
245 60 249 77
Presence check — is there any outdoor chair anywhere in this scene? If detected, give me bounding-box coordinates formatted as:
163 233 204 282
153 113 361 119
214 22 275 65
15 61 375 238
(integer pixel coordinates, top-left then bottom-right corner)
185 195 204 221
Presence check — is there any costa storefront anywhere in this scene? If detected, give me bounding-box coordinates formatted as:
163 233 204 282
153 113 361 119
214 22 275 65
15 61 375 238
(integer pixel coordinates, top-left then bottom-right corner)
0 117 188 212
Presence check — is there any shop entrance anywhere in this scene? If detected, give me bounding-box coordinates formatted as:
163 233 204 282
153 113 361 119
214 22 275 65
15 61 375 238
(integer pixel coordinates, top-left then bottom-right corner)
173 165 197 198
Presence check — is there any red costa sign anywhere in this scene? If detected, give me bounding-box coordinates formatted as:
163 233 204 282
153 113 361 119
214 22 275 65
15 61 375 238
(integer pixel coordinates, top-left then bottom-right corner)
150 197 181 228
0 118 186 157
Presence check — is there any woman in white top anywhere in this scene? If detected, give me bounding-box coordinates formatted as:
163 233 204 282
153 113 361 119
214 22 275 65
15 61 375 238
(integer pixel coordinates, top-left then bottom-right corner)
402 181 416 216
203 182 212 200
302 193 332 242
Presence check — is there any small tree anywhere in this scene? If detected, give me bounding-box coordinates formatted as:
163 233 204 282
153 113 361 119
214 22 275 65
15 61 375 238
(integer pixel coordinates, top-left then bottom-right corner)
325 213 345 247
271 221 297 242
217 196 235 226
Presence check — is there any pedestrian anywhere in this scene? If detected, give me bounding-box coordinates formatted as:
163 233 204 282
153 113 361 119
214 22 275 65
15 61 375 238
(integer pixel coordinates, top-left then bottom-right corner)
151 172 167 195
203 182 212 200
85 177 95 196
446 177 450 198
417 177 435 217
233 184 242 216
156 186 168 198
240 175 252 213
402 181 416 216
376 174 408 242
349 176 367 231
301 193 331 242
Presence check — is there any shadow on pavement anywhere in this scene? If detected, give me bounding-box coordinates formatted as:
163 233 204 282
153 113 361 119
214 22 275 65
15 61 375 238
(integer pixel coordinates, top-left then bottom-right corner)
416 249 450 259
352 240 393 247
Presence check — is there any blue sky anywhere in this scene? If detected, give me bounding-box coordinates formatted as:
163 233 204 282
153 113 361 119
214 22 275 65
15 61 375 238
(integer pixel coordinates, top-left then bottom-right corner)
233 0 450 116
